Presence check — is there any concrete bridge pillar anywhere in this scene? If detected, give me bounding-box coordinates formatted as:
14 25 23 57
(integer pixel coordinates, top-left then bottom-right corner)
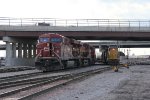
33 45 36 58
6 42 12 58
5 42 13 66
3 36 37 66
28 44 32 58
12 43 16 58
23 43 27 58
18 43 22 58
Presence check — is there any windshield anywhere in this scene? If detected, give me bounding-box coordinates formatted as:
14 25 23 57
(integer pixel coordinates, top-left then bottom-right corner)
39 37 49 43
50 38 62 42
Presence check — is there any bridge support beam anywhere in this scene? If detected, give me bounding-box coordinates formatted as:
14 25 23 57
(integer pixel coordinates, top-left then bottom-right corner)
3 36 37 66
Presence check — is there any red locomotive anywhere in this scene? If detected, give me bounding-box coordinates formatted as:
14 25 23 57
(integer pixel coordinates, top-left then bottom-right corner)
35 33 96 72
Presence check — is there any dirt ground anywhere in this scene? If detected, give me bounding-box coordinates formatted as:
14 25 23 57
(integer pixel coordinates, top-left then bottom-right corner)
104 65 150 100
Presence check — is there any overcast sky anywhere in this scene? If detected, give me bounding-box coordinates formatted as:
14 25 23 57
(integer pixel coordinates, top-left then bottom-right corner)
0 0 150 19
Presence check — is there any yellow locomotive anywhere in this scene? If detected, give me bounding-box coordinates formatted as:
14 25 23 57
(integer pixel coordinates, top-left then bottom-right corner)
107 47 119 72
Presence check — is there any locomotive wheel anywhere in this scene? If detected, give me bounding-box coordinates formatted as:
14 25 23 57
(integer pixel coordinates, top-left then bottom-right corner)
62 61 67 69
74 59 80 67
80 59 84 67
42 67 48 72
115 69 118 72
88 59 91 66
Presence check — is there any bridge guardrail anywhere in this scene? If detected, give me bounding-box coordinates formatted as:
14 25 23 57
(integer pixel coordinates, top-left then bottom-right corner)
0 17 150 28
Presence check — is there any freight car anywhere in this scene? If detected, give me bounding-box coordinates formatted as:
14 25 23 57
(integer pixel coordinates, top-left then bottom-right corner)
35 33 96 72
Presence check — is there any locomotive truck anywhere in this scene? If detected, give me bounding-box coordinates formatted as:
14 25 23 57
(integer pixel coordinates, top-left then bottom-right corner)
35 33 96 72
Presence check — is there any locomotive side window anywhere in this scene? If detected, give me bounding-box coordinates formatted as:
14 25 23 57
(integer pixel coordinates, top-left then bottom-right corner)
39 37 49 42
50 38 62 42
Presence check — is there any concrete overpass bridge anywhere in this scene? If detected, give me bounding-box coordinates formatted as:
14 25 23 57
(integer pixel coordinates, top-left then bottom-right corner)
0 17 150 66
0 18 150 40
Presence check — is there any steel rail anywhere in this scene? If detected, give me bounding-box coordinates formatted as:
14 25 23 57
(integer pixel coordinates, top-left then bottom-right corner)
0 74 71 98
0 67 36 73
0 64 103 83
0 74 70 89
0 72 43 82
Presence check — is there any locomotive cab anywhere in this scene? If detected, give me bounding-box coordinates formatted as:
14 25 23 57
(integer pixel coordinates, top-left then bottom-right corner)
107 47 119 65
37 36 62 57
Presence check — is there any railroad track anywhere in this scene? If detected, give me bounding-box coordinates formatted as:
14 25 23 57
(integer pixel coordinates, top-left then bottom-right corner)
0 66 88 83
0 65 98 83
0 67 36 73
0 72 43 83
0 66 111 100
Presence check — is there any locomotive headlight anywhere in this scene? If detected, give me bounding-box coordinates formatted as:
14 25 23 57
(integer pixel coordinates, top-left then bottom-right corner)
112 48 115 51
52 54 55 57
56 50 59 53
